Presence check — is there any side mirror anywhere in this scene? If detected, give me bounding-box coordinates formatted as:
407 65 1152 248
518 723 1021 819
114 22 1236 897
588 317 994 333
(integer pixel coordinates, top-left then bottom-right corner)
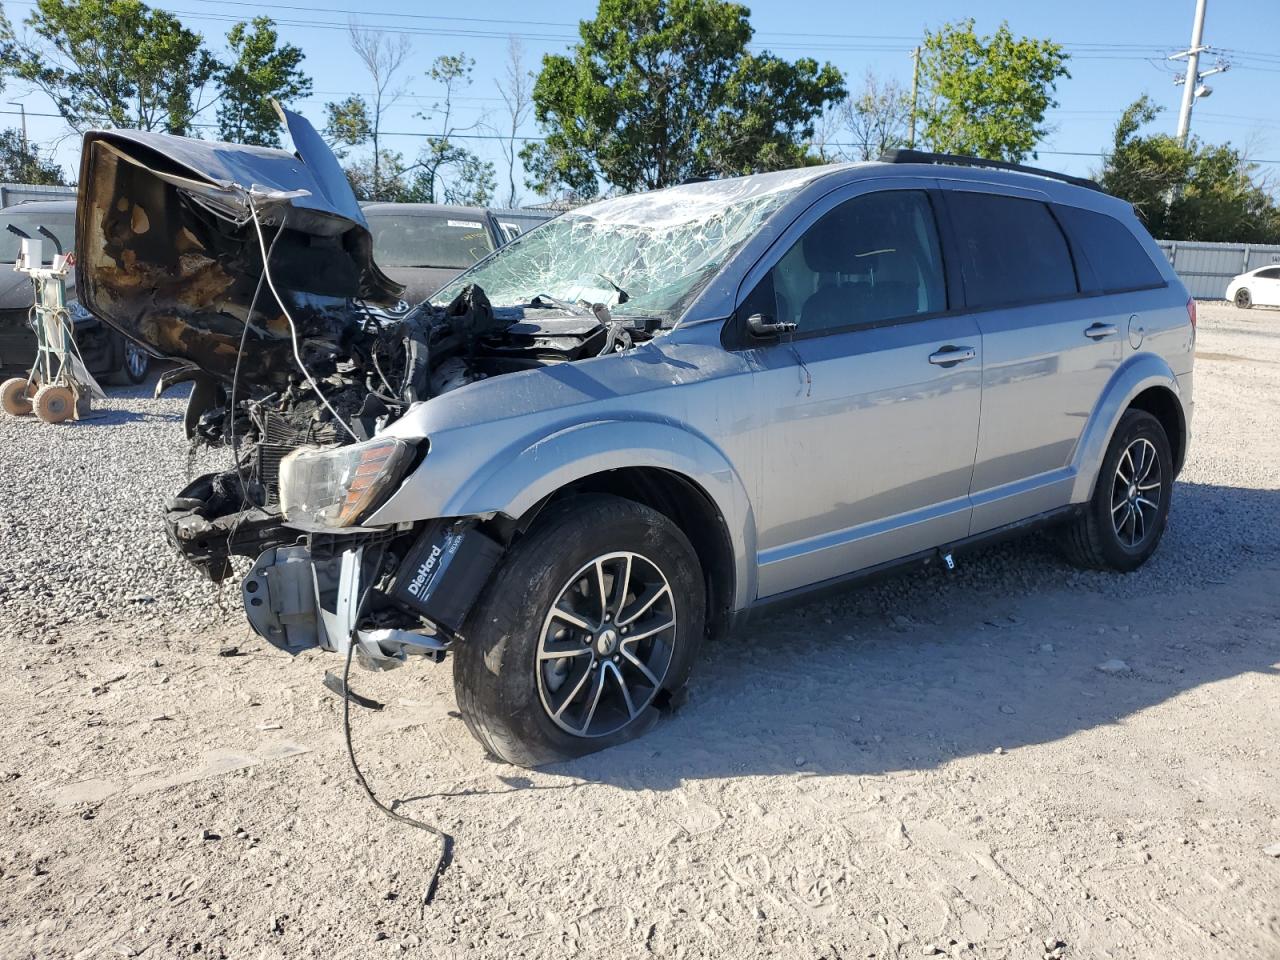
745 312 798 338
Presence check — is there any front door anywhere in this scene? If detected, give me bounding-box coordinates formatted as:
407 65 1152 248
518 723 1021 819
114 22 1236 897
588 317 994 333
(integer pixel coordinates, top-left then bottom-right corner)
740 186 983 598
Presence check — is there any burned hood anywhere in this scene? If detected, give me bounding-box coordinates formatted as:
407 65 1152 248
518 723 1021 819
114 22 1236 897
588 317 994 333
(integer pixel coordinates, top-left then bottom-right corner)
74 107 403 389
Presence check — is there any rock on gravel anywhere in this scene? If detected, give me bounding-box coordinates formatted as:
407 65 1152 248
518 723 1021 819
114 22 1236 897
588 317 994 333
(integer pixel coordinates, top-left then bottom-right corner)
1096 659 1131 674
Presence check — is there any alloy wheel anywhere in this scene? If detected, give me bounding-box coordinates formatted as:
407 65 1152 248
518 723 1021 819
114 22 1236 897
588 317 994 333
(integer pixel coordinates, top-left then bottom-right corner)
125 341 149 381
1111 437 1161 548
536 551 677 738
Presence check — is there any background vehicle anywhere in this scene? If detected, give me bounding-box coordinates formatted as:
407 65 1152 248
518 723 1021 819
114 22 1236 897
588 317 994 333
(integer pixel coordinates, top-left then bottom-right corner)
362 203 551 303
77 119 1194 770
1225 265 1280 309
0 201 151 384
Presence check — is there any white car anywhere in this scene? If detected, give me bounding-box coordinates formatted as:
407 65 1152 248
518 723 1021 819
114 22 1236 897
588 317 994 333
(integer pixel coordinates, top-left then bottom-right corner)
1226 266 1280 309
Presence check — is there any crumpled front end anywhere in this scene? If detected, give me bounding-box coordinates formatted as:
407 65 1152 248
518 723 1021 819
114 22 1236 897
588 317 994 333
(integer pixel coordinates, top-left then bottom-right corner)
74 108 403 390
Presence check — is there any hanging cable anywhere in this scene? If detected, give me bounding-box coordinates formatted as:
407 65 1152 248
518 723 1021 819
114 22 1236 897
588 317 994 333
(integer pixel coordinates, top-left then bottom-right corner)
246 197 358 442
339 544 453 905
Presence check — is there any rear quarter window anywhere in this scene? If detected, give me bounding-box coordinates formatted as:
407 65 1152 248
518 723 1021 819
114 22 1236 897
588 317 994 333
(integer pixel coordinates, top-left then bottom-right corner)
946 192 1078 309
1055 205 1164 293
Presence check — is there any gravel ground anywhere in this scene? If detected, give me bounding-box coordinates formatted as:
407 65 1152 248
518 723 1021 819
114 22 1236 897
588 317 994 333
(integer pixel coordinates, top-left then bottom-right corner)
0 301 1277 959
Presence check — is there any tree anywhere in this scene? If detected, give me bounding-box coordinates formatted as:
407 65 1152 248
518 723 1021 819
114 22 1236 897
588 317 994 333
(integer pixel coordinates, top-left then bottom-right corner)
494 38 533 207
1100 96 1280 243
1 0 218 134
522 0 845 197
217 17 311 147
841 71 911 161
323 95 372 152
917 18 1069 162
0 129 66 184
342 24 411 193
409 54 496 205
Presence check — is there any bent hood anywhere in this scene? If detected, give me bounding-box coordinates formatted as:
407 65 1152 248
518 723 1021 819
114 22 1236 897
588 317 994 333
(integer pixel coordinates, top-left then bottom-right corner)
74 107 403 389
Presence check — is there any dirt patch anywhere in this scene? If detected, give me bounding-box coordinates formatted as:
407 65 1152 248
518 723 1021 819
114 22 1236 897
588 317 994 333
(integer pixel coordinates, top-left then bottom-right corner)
0 301 1277 959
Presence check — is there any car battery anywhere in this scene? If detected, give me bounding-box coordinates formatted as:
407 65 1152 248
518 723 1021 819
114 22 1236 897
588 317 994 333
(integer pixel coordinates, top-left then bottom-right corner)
387 520 503 632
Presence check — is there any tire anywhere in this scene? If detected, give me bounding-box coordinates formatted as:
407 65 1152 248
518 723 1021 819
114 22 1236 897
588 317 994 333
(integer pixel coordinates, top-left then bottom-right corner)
32 384 76 424
1060 409 1173 572
110 338 151 385
1 377 36 416
1235 288 1252 309
453 494 705 767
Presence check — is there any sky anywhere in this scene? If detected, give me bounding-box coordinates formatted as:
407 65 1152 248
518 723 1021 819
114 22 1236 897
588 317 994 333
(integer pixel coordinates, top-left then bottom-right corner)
4 0 1280 202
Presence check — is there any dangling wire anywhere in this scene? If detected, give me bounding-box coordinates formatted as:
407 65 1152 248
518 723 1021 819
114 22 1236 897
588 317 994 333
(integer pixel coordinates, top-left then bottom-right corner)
246 197 358 442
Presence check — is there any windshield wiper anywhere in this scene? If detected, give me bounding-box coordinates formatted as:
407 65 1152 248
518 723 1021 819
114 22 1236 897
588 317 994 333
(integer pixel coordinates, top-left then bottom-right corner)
596 273 629 304
528 293 589 316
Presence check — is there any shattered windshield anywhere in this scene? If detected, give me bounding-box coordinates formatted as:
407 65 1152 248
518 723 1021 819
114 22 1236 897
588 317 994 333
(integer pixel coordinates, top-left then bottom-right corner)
430 169 818 324
367 211 495 269
0 213 74 262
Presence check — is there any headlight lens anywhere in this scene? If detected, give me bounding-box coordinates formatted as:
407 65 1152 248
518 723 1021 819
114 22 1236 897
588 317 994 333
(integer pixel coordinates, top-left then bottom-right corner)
279 436 414 528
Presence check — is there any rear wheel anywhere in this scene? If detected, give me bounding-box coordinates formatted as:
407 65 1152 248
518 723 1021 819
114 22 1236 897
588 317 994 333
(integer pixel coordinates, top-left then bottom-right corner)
1235 287 1252 309
453 494 704 767
1 377 36 416
1060 409 1173 571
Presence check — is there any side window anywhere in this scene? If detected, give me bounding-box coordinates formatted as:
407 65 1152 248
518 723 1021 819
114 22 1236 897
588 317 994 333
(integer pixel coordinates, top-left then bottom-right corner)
947 192 1077 308
1256 267 1280 280
1055 204 1164 292
745 190 946 334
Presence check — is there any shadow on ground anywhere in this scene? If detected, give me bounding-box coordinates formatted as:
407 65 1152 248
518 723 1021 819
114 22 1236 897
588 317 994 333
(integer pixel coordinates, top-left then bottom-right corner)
500 480 1280 793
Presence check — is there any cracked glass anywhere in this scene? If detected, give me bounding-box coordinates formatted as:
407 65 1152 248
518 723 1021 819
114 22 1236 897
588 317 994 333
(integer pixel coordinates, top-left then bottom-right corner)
429 167 828 324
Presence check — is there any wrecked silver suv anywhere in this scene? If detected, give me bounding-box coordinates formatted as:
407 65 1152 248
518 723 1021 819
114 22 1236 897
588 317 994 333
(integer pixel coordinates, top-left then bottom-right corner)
77 113 1194 767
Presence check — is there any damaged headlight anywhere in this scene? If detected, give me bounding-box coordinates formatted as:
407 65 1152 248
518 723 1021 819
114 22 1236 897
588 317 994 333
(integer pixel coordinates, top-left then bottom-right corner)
279 437 415 528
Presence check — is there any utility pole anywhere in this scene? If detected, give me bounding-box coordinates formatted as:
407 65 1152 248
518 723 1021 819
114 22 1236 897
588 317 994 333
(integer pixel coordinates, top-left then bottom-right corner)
908 46 920 149
1170 0 1229 147
6 101 26 157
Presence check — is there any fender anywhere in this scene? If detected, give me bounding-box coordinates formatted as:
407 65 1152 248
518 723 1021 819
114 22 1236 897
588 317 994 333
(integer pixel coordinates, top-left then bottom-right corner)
366 415 760 610
1069 351 1188 504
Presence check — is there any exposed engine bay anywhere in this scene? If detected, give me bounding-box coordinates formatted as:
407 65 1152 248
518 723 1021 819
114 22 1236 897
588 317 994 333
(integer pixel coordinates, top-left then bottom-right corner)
74 108 657 660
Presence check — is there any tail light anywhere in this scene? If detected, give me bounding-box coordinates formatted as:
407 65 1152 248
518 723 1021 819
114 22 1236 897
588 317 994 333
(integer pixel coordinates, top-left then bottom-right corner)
1187 296 1197 332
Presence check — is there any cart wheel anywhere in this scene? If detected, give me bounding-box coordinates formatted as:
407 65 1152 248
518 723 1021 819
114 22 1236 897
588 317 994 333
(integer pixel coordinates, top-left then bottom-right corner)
1 377 36 417
33 384 76 424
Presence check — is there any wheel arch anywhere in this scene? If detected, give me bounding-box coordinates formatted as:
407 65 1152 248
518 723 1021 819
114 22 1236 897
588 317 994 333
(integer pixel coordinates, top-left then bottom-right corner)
516 466 739 644
1071 353 1189 503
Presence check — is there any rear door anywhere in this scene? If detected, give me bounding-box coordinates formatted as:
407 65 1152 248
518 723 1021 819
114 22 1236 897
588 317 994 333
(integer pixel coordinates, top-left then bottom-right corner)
940 185 1119 534
740 182 984 597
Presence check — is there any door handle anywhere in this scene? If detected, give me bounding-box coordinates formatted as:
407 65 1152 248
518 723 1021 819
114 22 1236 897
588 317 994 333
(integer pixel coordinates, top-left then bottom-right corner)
928 345 976 366
1084 322 1118 340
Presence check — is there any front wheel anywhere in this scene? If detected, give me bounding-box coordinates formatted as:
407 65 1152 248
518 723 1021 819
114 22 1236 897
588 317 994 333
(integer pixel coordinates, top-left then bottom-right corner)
1060 409 1173 571
1235 287 1252 309
453 494 705 767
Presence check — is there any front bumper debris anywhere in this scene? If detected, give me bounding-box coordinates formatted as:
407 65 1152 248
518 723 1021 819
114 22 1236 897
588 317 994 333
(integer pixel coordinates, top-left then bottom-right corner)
242 543 449 668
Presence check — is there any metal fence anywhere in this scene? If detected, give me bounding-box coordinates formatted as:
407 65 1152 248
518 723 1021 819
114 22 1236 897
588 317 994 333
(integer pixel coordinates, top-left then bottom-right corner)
0 182 77 206
1157 239 1280 300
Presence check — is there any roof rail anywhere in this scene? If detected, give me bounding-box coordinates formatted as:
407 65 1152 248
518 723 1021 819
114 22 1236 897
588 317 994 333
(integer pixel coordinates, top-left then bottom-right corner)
879 148 1102 192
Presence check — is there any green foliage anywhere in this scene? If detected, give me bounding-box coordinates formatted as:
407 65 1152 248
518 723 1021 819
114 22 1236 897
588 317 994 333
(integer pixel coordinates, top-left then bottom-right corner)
343 150 417 202
217 17 311 147
2 0 218 134
323 95 372 151
523 0 845 197
410 54 496 205
1100 96 1280 243
0 128 66 184
918 18 1069 162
